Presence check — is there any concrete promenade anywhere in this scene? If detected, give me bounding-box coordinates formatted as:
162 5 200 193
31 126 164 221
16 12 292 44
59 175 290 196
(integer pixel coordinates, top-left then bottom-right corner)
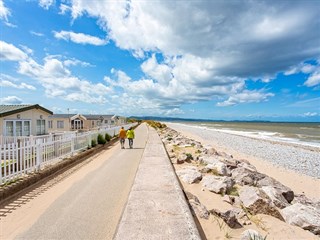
114 126 201 239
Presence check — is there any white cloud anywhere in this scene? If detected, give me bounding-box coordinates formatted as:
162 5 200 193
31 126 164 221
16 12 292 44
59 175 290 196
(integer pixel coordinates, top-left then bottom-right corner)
0 41 28 61
53 30 108 46
18 55 112 104
39 0 55 10
64 58 93 67
285 62 320 87
304 71 320 87
0 0 10 22
141 54 172 84
1 96 23 104
303 112 319 117
30 31 44 37
0 80 36 90
164 108 185 116
216 90 275 107
59 0 320 113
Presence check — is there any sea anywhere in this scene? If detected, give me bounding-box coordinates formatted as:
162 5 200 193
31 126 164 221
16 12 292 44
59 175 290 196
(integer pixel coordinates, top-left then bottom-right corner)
168 121 320 148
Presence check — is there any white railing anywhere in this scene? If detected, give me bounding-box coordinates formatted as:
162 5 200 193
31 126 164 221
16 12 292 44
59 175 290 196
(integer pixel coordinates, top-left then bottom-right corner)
0 123 137 185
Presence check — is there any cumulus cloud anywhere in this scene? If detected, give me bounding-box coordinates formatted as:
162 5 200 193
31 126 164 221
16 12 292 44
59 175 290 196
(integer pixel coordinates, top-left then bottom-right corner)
285 62 320 87
53 30 108 46
64 58 93 67
0 0 10 22
1 96 23 104
17 55 112 104
0 41 28 61
39 0 55 10
0 80 36 90
61 0 319 112
216 90 275 107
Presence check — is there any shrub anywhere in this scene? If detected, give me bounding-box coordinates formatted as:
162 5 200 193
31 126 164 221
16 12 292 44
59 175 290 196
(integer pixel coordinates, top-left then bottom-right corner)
105 133 111 142
97 134 106 145
91 139 97 147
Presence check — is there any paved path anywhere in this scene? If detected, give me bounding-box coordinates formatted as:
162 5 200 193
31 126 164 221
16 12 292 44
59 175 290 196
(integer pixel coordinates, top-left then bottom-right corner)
114 126 201 239
1 123 201 240
1 124 148 240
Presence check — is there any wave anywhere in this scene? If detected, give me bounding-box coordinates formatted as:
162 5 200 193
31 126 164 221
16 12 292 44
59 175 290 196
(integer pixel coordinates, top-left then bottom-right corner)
170 122 320 148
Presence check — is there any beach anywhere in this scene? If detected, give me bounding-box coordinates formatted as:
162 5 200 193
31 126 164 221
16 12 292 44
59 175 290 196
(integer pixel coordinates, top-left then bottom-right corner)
166 122 320 200
159 122 320 239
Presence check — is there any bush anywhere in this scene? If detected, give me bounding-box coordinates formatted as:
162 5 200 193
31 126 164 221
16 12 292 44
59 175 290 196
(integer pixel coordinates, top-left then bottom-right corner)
91 139 97 147
105 133 111 142
97 134 106 145
144 120 167 129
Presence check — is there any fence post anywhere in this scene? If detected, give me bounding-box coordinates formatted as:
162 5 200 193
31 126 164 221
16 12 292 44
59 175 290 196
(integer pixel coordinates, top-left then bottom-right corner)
36 139 42 171
71 136 75 155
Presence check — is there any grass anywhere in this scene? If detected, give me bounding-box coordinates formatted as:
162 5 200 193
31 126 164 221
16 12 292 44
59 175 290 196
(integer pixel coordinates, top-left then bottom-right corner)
226 185 239 196
1 177 22 187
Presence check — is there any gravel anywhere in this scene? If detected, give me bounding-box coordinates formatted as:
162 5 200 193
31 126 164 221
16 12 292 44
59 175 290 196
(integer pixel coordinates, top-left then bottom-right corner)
167 123 320 179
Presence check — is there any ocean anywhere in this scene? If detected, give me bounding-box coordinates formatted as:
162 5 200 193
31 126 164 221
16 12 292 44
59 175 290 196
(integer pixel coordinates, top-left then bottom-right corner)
168 121 320 148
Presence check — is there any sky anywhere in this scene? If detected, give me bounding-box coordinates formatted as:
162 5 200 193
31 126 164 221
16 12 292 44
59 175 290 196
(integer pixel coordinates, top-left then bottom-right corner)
0 0 319 122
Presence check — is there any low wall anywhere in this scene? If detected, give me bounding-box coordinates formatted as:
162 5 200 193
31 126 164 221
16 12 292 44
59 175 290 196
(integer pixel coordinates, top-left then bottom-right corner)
114 126 201 239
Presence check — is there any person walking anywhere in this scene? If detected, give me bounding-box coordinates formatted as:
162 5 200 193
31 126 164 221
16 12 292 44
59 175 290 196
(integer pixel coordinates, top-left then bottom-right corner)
119 127 126 149
126 127 135 149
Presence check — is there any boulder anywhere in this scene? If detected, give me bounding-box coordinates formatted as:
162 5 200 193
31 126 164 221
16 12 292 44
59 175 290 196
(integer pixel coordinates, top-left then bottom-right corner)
257 176 294 203
201 175 234 194
199 156 220 165
185 191 209 219
205 161 229 176
203 147 218 156
292 194 320 209
261 186 289 209
176 153 193 164
237 162 257 172
281 203 320 235
176 167 202 184
239 186 284 220
210 208 242 228
231 167 266 186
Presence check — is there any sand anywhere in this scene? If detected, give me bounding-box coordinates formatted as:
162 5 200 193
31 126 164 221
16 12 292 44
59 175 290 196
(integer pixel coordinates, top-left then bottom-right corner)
163 123 320 240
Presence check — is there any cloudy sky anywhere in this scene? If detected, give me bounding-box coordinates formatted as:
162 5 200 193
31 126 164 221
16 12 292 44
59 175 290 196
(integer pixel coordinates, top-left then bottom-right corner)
1 0 319 121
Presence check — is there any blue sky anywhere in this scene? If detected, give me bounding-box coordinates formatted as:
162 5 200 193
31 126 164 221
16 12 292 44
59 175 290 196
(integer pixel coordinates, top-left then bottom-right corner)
0 0 319 121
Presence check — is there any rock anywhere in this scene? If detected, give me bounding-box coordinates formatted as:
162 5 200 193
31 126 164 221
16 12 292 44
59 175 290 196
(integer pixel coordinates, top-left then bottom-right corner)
222 195 234 205
281 203 320 235
241 229 264 240
221 158 238 170
210 208 242 228
201 175 234 194
261 186 289 209
292 194 320 209
239 186 284 221
257 176 294 203
176 153 188 164
217 151 233 159
205 161 229 176
176 167 202 184
203 147 218 156
199 156 220 165
231 167 266 186
237 162 257 172
185 191 210 219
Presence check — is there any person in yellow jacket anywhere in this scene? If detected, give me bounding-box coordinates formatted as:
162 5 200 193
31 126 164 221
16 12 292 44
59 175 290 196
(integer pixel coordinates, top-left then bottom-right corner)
119 127 126 149
126 127 135 149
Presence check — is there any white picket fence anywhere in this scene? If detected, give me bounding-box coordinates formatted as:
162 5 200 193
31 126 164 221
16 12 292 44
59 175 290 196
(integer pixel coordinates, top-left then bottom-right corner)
0 124 136 185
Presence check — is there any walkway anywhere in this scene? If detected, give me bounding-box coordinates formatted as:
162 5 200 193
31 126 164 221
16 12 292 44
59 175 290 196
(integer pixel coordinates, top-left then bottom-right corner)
1 123 200 239
114 126 201 239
